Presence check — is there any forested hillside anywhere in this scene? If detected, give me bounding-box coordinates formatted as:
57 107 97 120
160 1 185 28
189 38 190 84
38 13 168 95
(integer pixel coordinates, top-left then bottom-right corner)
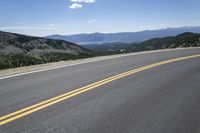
0 31 93 70
127 32 200 52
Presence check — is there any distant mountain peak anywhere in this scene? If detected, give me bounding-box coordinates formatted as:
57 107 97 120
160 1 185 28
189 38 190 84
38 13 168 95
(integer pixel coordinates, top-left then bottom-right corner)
46 26 200 45
177 32 197 36
0 30 92 55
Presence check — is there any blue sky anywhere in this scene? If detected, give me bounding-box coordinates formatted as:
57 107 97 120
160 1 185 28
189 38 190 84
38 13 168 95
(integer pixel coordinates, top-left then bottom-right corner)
0 0 200 36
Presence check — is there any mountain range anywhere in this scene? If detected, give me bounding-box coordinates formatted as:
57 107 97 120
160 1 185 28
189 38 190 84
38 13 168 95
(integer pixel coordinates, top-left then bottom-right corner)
0 30 200 70
47 26 200 45
127 32 200 52
0 31 92 70
84 32 200 53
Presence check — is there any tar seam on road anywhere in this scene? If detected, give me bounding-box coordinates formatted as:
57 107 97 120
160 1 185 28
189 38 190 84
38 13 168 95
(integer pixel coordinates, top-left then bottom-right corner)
0 54 200 126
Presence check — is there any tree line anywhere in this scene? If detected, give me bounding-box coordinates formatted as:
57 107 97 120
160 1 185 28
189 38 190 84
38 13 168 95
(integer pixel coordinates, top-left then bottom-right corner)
0 53 93 70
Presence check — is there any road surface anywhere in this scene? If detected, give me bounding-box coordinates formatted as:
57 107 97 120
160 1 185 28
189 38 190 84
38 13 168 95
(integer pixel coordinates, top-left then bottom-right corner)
0 48 200 133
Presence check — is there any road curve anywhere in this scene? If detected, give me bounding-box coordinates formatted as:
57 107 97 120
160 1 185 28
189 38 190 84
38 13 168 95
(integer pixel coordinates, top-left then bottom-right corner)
0 48 200 133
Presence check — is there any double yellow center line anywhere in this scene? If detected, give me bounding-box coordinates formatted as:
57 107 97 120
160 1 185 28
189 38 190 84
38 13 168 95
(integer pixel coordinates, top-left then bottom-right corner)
0 54 200 126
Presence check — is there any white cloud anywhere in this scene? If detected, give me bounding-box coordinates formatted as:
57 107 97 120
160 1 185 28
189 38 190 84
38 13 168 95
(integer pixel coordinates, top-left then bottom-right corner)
0 26 56 30
88 19 97 24
70 0 95 3
69 3 83 9
69 0 95 9
137 24 169 31
49 24 56 27
138 25 154 29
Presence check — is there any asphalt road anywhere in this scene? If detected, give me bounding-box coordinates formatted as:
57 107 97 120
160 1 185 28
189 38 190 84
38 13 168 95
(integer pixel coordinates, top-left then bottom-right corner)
0 48 200 133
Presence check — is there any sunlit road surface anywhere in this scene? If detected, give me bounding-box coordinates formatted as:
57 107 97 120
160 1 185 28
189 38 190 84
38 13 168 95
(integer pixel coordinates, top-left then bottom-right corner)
0 48 200 133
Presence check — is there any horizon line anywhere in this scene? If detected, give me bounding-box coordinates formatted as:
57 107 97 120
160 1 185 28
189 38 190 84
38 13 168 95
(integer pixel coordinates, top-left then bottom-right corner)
0 25 200 38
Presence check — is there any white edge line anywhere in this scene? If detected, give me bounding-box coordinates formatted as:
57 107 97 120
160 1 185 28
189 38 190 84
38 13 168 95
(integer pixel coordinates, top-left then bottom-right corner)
0 47 199 80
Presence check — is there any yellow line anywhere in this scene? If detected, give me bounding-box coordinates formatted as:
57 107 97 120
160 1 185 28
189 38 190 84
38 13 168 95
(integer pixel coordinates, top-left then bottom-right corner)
0 54 200 126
